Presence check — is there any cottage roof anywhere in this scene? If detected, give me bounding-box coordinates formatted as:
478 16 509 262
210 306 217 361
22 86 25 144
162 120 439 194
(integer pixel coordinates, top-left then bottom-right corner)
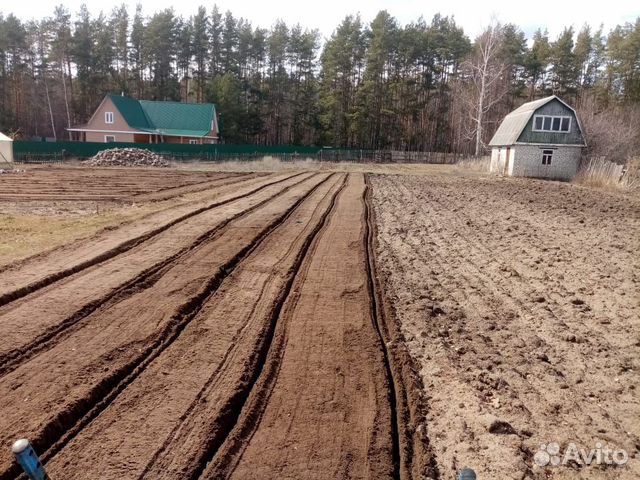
106 94 217 138
138 100 216 137
108 94 152 130
488 95 580 147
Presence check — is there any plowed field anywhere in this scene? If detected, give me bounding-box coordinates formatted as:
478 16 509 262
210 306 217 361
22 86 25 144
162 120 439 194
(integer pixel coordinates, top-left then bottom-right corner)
1 167 637 480
370 174 639 480
0 170 428 480
0 166 247 202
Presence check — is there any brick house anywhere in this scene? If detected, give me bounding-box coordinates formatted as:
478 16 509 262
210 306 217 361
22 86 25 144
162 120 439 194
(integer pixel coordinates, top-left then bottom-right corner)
68 94 219 144
489 95 586 180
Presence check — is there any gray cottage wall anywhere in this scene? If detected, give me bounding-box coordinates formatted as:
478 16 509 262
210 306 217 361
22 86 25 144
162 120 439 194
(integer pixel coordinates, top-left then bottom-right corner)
512 145 581 180
517 99 584 145
490 147 514 175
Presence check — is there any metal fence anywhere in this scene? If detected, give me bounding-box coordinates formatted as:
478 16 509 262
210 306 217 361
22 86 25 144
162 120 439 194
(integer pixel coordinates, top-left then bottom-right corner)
12 140 466 165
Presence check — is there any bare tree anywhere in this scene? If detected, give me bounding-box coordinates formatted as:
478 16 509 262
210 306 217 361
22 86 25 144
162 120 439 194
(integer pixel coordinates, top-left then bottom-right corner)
578 94 640 162
461 21 507 156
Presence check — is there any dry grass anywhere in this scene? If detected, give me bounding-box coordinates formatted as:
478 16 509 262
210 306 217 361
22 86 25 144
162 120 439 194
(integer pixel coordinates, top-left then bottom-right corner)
0 201 176 268
622 156 640 189
0 213 121 267
172 156 491 177
454 155 491 173
573 156 639 190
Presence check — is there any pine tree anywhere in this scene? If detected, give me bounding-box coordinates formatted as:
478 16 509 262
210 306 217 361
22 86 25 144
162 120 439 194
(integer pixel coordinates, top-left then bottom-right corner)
111 4 129 94
146 9 178 100
129 4 145 97
550 27 578 99
192 7 209 102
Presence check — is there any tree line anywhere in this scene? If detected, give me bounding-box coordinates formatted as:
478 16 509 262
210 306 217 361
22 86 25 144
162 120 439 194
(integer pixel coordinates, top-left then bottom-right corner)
0 5 638 156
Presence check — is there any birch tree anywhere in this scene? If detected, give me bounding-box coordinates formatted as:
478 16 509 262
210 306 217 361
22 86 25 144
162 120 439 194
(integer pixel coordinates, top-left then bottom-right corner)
462 22 507 156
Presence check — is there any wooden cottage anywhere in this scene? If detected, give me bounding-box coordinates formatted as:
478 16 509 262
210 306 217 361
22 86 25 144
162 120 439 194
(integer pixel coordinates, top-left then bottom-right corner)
69 94 219 145
489 96 586 180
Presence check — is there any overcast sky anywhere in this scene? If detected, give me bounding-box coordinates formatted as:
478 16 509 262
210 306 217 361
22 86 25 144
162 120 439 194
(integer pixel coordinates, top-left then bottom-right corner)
2 0 638 41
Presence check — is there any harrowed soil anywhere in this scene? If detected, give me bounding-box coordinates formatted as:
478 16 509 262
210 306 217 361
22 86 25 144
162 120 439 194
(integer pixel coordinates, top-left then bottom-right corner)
0 166 637 480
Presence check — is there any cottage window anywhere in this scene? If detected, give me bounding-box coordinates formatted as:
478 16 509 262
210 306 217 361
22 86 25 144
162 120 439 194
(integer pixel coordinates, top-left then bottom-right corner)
541 149 553 165
533 115 571 133
534 117 543 130
105 135 116 143
189 139 198 145
105 112 114 124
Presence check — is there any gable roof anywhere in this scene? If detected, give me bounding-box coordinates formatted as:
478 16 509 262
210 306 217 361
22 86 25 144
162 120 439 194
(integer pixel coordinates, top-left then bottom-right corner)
108 94 152 130
138 100 216 137
106 94 217 138
489 95 579 146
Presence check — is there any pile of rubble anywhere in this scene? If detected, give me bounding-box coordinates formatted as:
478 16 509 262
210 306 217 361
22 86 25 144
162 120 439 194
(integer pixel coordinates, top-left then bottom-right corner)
84 148 170 167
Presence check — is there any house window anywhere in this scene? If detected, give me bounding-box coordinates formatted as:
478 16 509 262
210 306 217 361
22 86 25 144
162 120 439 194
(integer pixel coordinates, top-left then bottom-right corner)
105 112 114 124
105 135 116 143
541 149 553 165
533 115 571 133
189 139 198 145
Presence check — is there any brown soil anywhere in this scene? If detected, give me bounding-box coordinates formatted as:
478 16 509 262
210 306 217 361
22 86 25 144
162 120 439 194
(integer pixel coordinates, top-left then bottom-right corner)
370 174 640 480
1 165 636 480
0 171 409 480
203 173 394 480
0 173 285 304
0 166 237 202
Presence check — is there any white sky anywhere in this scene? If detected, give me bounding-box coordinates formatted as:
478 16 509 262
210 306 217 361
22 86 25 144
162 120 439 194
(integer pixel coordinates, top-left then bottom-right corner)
2 0 638 41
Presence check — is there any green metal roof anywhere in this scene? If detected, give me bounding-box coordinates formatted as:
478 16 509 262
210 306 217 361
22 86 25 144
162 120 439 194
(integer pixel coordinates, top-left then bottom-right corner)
107 94 217 138
107 94 152 130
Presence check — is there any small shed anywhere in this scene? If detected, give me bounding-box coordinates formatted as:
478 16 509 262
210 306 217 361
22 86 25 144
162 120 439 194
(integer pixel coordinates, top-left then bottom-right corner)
0 132 13 163
489 96 586 180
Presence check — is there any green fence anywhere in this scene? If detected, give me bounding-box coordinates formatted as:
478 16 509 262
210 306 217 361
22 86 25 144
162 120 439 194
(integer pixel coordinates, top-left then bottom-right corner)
13 140 327 161
12 140 463 164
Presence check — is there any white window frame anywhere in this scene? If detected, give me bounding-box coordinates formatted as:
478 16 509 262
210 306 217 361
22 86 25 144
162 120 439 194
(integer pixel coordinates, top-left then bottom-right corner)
541 149 553 165
189 139 198 145
533 115 572 133
105 135 116 143
105 112 114 124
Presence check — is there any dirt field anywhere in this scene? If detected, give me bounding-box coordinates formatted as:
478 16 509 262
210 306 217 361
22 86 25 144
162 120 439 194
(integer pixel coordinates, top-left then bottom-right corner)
0 165 637 480
371 174 639 479
0 169 423 480
0 166 244 202
0 167 262 266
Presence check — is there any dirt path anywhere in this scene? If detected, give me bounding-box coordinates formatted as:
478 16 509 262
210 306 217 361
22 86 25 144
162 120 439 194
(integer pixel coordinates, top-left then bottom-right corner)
370 174 640 480
0 173 329 479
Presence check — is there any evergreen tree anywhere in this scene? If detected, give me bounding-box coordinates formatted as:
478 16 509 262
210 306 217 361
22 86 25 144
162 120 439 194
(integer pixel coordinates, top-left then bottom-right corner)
550 27 578 99
111 4 129 93
192 6 209 102
0 6 637 151
129 4 145 97
146 8 178 100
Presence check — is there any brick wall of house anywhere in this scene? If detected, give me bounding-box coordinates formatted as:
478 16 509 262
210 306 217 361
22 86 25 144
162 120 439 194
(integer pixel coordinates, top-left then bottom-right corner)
512 145 582 180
